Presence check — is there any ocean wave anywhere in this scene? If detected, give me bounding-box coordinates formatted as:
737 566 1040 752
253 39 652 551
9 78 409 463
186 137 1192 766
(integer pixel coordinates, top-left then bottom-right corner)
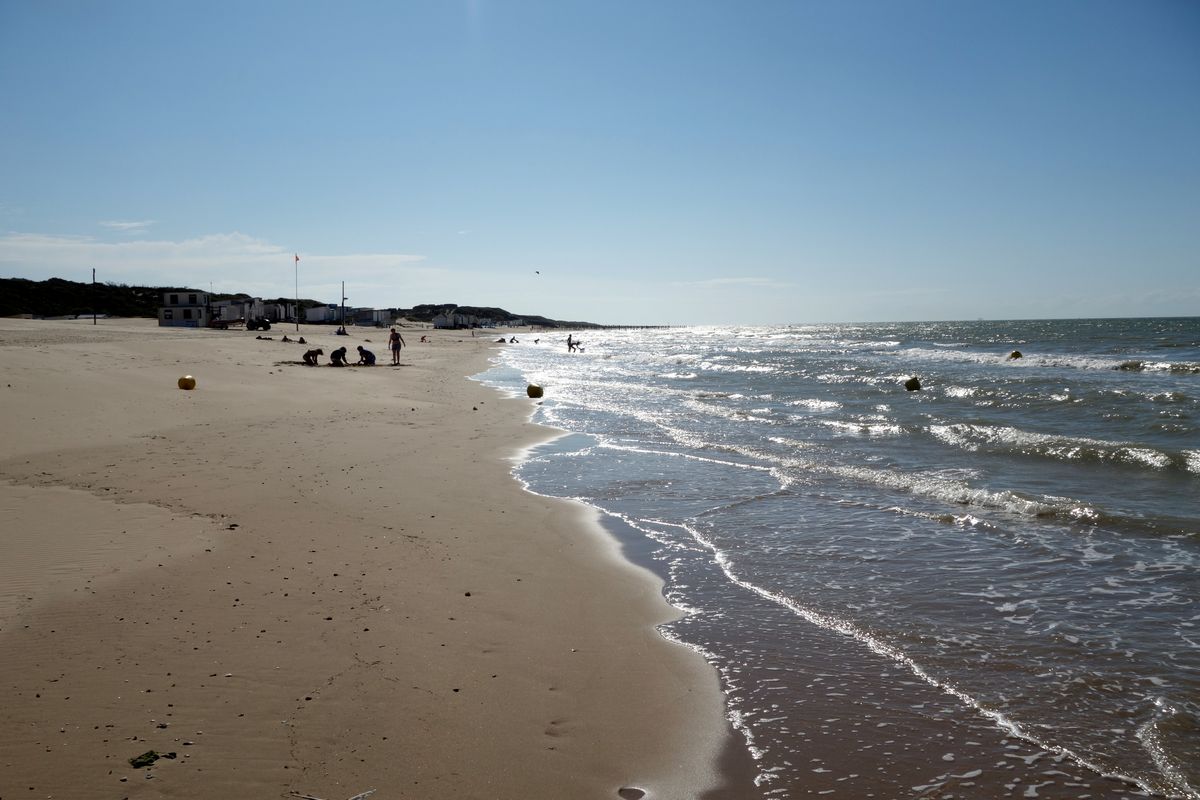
788 398 843 411
1117 360 1200 375
821 419 904 437
899 347 1200 374
699 360 778 374
928 423 1186 471
727 440 1110 524
663 518 1177 799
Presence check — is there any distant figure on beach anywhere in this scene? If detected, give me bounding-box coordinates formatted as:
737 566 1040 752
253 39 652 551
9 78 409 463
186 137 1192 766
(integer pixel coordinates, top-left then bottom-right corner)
302 348 324 366
356 345 376 366
336 326 348 336
330 346 349 366
282 335 292 343
298 336 307 344
388 327 405 365
567 334 575 352
509 336 519 344
419 335 428 343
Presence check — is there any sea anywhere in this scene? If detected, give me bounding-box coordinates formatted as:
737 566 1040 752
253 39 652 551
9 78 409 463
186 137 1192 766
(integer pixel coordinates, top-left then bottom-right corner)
474 318 1199 799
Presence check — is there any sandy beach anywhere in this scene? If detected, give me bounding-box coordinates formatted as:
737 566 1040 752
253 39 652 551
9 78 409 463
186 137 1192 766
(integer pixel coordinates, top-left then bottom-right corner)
0 318 750 800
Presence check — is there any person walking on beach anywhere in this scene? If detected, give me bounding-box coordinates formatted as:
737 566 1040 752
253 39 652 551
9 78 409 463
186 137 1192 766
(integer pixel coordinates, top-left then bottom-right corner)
567 334 575 353
388 327 405 365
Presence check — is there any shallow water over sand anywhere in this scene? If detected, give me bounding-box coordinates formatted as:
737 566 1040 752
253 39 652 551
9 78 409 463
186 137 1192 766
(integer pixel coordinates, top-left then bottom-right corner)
479 318 1200 798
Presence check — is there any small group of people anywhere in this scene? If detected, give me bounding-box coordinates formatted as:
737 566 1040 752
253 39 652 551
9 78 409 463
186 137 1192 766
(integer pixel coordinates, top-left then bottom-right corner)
297 327 405 367
566 334 583 353
320 345 377 366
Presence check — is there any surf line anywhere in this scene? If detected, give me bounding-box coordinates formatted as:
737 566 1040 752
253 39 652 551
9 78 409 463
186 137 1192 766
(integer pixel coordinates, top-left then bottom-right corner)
642 516 1179 800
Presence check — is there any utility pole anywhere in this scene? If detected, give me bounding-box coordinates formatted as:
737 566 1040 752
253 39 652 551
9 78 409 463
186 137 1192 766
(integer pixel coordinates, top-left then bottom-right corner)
294 254 300 332
92 268 97 325
341 281 347 331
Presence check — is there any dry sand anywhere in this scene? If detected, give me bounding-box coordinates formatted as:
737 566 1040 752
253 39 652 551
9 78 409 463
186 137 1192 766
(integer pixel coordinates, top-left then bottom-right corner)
0 317 752 799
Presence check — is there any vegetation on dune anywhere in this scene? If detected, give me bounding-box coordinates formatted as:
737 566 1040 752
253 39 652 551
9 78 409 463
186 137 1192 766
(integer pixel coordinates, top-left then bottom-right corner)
0 278 605 327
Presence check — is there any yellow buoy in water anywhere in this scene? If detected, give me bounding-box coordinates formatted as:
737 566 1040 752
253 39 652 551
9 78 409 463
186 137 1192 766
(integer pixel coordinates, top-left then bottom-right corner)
178 375 197 390
526 384 544 398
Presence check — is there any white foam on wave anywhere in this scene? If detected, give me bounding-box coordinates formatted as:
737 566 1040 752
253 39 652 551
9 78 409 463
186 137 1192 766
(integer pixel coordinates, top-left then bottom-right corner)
898 347 1191 374
789 398 843 411
1135 698 1200 798
700 360 778 374
928 424 1175 470
820 420 904 437
726 438 1092 521
648 517 1173 799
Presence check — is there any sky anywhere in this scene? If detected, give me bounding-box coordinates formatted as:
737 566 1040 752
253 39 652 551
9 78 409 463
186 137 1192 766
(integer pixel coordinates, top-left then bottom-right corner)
1 0 1197 325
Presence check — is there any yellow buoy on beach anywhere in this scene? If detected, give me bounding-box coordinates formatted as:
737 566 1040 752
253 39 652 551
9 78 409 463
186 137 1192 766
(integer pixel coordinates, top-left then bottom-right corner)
526 384 544 398
178 375 197 390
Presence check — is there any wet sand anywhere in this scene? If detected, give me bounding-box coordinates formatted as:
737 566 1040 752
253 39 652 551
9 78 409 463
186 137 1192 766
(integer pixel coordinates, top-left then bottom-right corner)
0 317 752 799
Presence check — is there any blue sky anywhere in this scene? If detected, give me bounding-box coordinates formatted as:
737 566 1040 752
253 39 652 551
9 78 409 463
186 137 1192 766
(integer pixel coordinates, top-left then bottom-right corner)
1 1 1197 324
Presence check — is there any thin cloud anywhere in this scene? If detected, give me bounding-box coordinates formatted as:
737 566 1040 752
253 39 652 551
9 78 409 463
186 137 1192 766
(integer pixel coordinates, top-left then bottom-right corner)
679 276 790 289
0 231 429 301
100 219 156 233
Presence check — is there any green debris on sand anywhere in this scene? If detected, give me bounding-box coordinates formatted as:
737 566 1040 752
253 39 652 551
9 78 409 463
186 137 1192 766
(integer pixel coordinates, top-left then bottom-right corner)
129 750 177 768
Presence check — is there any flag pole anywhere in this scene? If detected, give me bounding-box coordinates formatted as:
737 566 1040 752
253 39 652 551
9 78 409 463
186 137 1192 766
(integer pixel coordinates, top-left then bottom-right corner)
294 254 300 332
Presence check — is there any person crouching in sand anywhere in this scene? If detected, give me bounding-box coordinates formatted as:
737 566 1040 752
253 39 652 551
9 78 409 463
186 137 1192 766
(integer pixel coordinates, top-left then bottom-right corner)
330 346 349 366
356 345 376 366
302 348 324 366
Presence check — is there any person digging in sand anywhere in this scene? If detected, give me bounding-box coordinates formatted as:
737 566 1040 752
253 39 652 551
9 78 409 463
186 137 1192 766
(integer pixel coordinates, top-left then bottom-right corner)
356 345 376 366
330 346 350 366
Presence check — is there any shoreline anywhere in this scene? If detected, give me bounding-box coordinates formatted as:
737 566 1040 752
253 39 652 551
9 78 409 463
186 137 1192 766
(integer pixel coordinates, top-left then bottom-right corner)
0 317 752 799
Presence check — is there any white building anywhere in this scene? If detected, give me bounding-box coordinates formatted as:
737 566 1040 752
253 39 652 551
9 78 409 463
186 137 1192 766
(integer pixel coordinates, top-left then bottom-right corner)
211 298 265 323
158 291 210 328
353 308 390 326
433 311 496 329
306 304 344 324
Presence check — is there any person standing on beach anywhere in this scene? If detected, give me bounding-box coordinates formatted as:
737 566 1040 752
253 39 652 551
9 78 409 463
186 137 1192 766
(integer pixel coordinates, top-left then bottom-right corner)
389 327 405 365
567 334 575 352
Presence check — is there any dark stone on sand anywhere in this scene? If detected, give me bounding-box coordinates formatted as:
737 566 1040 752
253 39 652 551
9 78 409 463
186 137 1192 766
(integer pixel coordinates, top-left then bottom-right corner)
618 788 647 799
904 376 922 391
129 750 176 768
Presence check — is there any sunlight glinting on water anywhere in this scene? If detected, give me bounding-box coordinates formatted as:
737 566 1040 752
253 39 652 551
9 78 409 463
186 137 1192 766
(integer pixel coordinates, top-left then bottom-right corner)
477 319 1200 799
